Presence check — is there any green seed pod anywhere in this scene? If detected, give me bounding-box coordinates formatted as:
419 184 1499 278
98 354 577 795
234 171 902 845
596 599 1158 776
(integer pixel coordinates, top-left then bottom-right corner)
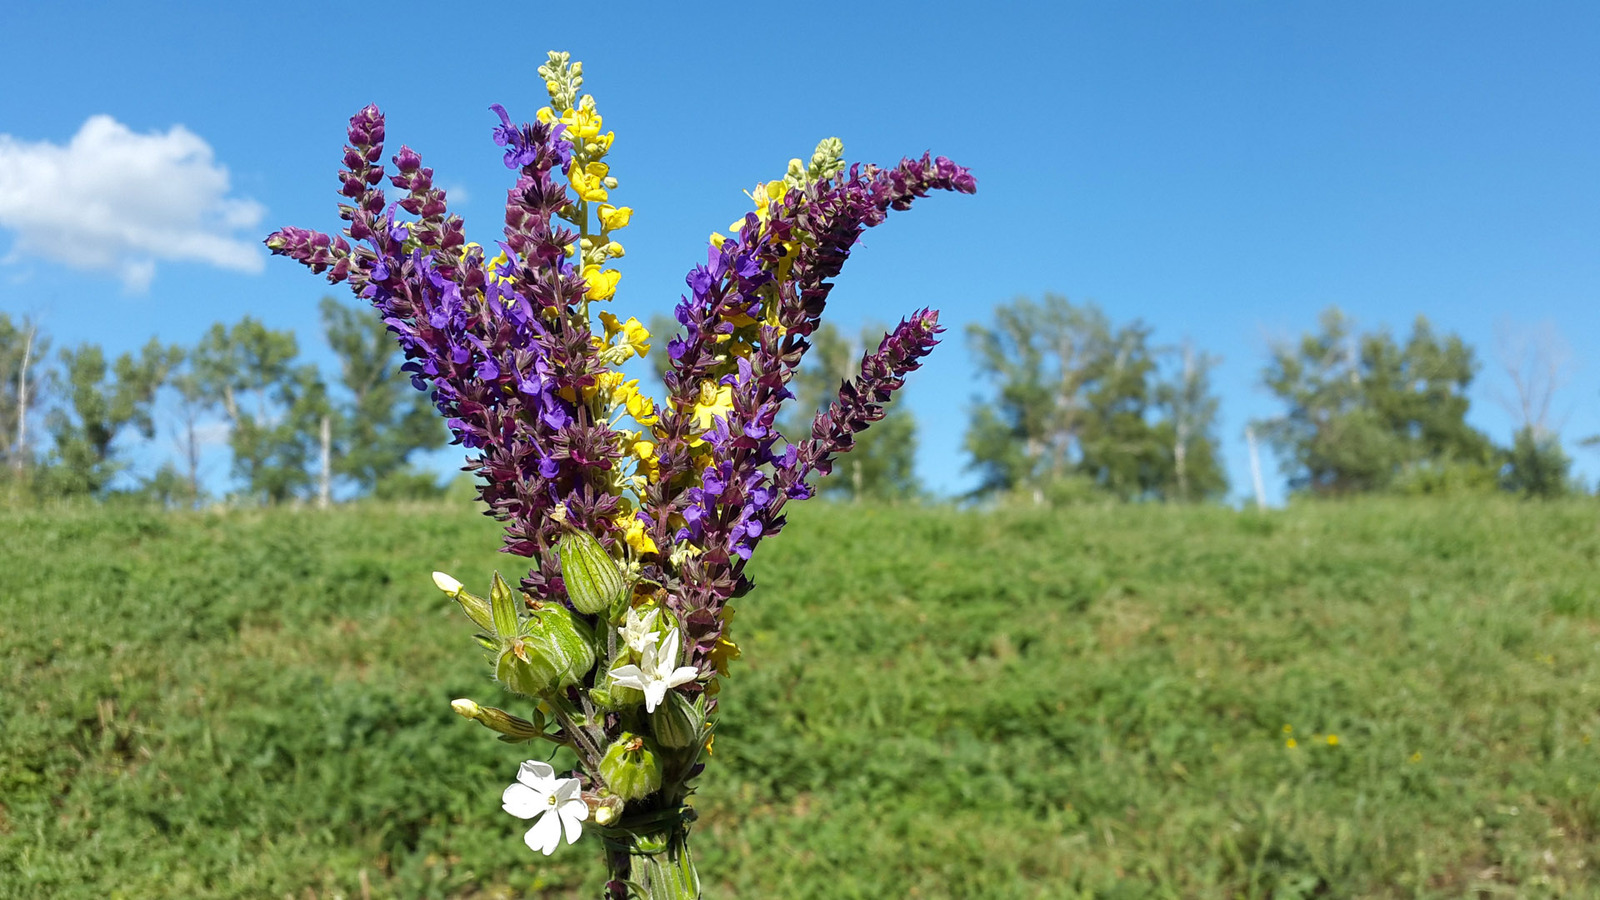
494 603 596 695
650 691 701 749
600 732 663 800
557 530 627 615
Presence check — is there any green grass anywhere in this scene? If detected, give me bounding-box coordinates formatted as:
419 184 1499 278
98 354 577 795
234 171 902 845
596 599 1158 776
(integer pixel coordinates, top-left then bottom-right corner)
2 497 1599 898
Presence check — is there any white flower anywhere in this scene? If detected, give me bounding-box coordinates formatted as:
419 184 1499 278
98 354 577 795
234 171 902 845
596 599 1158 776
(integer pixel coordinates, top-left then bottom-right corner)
501 760 588 855
618 606 662 654
609 627 699 712
431 571 463 595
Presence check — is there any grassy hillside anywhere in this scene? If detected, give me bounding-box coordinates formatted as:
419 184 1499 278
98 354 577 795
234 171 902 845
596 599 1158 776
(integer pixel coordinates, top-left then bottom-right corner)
2 498 1598 898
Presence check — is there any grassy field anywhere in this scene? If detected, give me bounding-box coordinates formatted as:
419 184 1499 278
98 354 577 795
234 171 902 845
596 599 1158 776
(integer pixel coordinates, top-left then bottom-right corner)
2 497 1599 898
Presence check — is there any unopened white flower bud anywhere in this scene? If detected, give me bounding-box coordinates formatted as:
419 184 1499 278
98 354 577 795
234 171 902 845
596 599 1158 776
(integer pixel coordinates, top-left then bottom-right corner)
433 571 464 595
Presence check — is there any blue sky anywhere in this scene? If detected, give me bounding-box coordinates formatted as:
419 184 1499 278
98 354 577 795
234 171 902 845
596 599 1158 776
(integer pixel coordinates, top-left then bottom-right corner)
2 2 1597 501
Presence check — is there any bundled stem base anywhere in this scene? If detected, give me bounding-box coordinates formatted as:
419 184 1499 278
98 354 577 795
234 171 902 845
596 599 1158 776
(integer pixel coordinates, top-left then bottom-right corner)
603 828 700 900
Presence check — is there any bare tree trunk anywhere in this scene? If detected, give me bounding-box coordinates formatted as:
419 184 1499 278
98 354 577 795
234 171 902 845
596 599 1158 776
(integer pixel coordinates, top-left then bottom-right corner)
318 414 332 509
1174 343 1192 502
1246 425 1267 511
14 321 34 475
182 408 201 507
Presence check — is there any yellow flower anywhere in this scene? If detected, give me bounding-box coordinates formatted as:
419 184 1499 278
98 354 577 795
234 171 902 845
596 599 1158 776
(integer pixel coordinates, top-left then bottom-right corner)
1409 751 1423 763
709 232 726 248
597 204 632 231
561 106 604 141
1326 735 1340 746
1282 724 1293 734
704 734 715 756
627 392 659 427
584 370 626 403
709 635 741 677
621 318 650 358
568 160 609 202
629 438 660 482
583 265 621 301
691 381 734 431
1285 738 1298 749
619 514 657 555
486 250 516 285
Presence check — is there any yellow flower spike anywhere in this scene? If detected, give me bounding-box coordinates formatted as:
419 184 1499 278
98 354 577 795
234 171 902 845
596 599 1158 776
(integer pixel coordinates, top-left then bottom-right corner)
598 204 632 231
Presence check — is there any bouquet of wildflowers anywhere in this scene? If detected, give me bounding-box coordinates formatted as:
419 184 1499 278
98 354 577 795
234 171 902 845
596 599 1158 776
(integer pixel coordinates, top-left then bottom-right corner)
267 51 973 899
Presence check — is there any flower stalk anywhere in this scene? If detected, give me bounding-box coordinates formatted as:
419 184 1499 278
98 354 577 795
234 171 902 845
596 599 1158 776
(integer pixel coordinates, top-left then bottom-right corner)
266 50 972 897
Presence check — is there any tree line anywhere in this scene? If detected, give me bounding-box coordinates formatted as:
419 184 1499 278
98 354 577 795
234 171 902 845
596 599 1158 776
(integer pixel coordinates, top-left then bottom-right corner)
0 294 1581 506
0 298 446 506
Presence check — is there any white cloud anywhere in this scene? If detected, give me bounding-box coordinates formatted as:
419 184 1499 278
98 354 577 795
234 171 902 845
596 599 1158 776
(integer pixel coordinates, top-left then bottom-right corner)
0 115 265 292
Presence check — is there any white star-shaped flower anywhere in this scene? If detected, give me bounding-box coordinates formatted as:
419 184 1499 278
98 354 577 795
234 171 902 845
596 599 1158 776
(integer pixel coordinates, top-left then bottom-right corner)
618 606 662 654
501 760 588 855
609 627 699 712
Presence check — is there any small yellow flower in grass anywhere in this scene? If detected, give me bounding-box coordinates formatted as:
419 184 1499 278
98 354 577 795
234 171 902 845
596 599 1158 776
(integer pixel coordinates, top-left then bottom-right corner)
1285 738 1298 749
1409 751 1423 763
1282 724 1293 735
1326 734 1339 746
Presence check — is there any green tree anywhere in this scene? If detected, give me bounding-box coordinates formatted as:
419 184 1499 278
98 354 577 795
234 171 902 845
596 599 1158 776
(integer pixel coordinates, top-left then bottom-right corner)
43 338 181 496
964 294 1220 502
319 296 446 498
1257 308 1495 495
192 317 329 504
1501 426 1573 498
785 321 921 501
